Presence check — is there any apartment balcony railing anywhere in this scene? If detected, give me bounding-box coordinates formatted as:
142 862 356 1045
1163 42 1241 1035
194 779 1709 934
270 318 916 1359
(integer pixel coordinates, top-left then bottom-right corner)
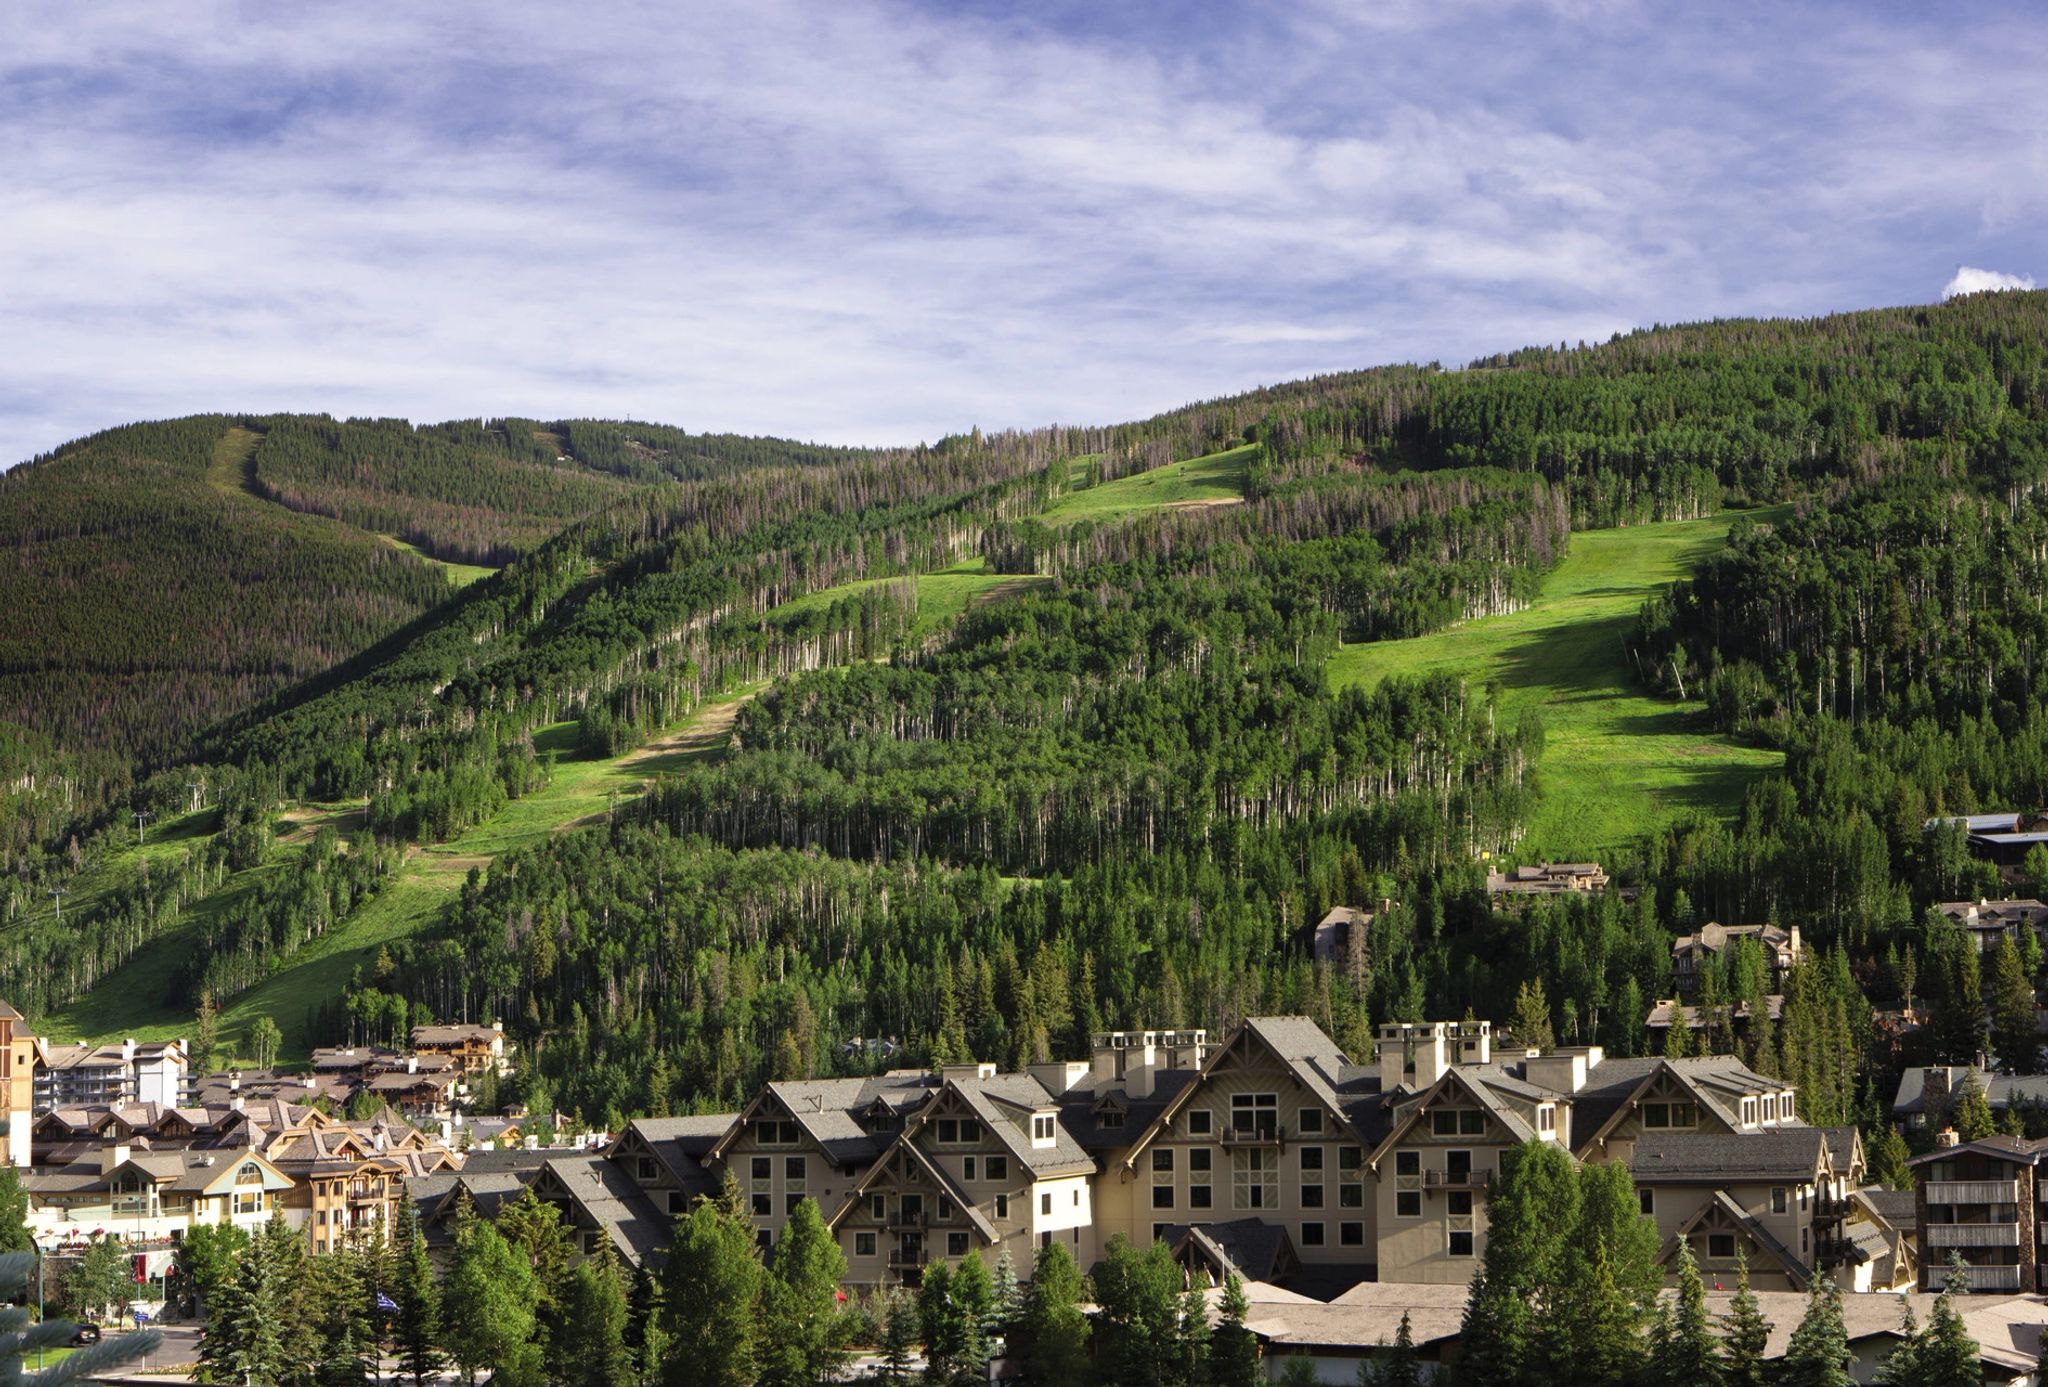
1814 1192 1851 1220
886 1246 928 1269
1925 1180 2022 1205
1424 1169 1493 1189
1221 1125 1285 1150
1927 1223 2023 1248
886 1213 931 1233
1957 1264 2024 1292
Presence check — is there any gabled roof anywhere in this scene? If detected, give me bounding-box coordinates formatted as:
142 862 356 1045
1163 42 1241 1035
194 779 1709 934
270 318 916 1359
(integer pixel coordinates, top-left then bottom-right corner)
1118 1017 1382 1172
703 1072 937 1169
1369 1065 1543 1170
1905 1133 2048 1167
531 1154 670 1267
825 1126 1000 1243
1164 1218 1298 1285
944 1074 1095 1179
1571 1056 1791 1155
1659 1190 1810 1290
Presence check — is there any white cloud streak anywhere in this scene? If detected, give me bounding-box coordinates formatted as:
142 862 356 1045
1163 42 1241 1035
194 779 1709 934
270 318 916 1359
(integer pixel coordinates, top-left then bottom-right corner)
1 1 2045 460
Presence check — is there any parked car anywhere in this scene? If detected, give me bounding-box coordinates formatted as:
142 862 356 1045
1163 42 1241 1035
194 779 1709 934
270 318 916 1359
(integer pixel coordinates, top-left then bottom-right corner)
68 1324 101 1346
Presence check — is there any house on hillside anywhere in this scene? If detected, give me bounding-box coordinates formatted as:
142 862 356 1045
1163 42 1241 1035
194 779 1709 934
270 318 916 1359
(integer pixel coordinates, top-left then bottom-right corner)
1938 899 2048 955
1670 922 1803 994
1485 862 1608 902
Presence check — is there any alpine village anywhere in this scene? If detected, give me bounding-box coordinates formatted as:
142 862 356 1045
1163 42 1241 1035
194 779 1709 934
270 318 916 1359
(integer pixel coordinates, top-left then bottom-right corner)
11 9 2048 1387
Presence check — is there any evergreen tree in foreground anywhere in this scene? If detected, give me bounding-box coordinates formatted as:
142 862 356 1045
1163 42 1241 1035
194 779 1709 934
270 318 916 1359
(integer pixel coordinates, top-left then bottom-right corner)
658 1198 764 1387
1014 1239 1090 1385
1359 1310 1423 1387
759 1198 851 1387
1779 1279 1852 1387
1210 1273 1261 1387
392 1195 443 1387
556 1241 634 1387
1718 1250 1771 1387
1647 1236 1723 1387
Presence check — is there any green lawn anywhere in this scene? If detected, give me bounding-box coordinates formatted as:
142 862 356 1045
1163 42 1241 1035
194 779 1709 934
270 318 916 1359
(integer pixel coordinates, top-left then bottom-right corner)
761 561 1048 643
1038 445 1253 526
377 533 496 588
1326 511 1786 857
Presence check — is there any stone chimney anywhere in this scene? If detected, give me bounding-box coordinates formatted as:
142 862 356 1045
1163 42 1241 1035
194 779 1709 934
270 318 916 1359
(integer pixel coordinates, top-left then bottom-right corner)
1936 1127 1961 1148
1378 1022 1453 1093
1923 1066 1954 1116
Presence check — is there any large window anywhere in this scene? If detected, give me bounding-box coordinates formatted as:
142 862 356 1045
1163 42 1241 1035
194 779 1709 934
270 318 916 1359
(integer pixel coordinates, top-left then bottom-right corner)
1231 1094 1279 1137
1233 1149 1279 1210
753 1119 801 1145
1642 1102 1698 1130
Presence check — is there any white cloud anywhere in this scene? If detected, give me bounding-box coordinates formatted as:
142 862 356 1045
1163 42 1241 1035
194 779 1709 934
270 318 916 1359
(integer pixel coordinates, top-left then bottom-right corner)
1942 265 2037 299
1 2 2045 460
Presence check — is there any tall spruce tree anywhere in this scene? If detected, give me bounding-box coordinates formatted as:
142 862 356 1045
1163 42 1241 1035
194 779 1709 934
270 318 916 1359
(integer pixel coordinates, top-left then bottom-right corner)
392 1196 443 1387
1779 1280 1852 1387
1869 1300 1922 1387
1360 1310 1423 1387
1210 1273 1260 1387
658 1199 764 1387
1719 1251 1771 1387
759 1198 850 1387
1989 933 2039 1072
1014 1239 1090 1386
1648 1235 1723 1387
556 1242 633 1387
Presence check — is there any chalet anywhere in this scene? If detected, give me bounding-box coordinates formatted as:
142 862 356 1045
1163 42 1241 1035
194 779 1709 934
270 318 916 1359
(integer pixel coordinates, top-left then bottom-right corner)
410 1021 514 1075
701 1071 940 1253
1670 922 1803 994
1939 900 2048 955
1104 1018 1387 1295
830 1066 1100 1287
1644 995 1786 1037
1892 1066 2048 1132
1370 1040 1813 1285
1484 862 1608 901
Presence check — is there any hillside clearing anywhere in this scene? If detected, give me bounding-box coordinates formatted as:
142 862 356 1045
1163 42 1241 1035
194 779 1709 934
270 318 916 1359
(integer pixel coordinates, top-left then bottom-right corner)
1326 510 1785 857
761 561 1048 642
1038 444 1253 526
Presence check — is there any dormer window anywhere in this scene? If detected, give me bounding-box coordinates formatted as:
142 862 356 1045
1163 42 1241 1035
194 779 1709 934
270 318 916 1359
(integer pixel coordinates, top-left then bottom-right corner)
1030 1115 1056 1144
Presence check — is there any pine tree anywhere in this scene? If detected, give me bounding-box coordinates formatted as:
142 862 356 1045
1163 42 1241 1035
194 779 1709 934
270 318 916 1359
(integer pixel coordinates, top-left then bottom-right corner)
1511 979 1556 1051
1648 1236 1723 1387
949 1252 994 1384
1951 1074 1997 1141
200 1224 286 1386
1989 933 2039 1072
556 1242 633 1387
1361 1310 1422 1387
1210 1273 1260 1387
759 1198 850 1387
879 1290 919 1384
1092 1237 1189 1387
658 1200 764 1387
1719 1251 1771 1387
989 1249 1023 1344
918 1261 963 1384
1550 1245 1644 1387
1779 1280 1852 1387
444 1216 543 1387
1869 1300 1922 1387
392 1196 443 1387
1868 1124 1913 1189
1919 1267 1981 1383
1014 1239 1090 1386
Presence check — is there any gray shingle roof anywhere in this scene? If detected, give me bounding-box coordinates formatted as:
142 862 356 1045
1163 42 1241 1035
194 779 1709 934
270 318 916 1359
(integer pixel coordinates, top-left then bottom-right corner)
1631 1129 1826 1182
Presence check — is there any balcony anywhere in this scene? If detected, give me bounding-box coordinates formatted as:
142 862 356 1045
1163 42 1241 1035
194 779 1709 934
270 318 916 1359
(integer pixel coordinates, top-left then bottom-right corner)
1221 1124 1285 1150
886 1213 930 1233
1424 1169 1492 1190
1957 1264 2024 1292
1925 1180 2021 1205
886 1246 928 1269
1927 1223 2023 1248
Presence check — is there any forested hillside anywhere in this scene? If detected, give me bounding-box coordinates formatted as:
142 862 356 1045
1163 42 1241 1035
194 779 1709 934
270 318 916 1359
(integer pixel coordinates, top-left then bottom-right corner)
9 291 2048 1157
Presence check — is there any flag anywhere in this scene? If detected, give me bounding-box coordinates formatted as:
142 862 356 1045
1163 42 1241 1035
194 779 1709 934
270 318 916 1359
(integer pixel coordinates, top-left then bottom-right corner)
375 1292 399 1312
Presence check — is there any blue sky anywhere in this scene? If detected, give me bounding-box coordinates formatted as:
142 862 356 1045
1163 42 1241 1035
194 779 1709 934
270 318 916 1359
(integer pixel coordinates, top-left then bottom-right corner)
4 0 2043 460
